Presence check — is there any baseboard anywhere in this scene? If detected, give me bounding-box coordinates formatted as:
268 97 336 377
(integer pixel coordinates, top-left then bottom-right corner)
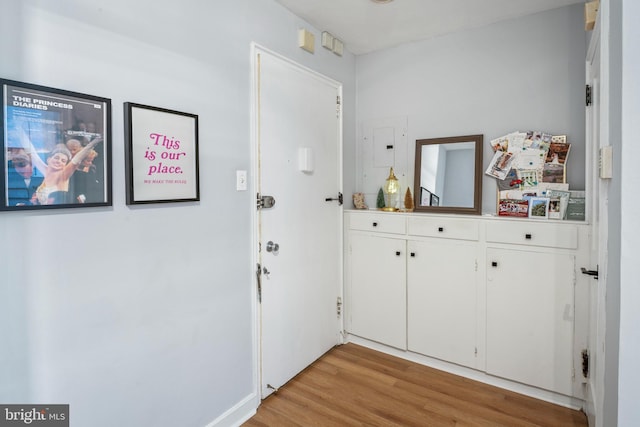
204 392 259 427
584 380 596 426
347 335 585 411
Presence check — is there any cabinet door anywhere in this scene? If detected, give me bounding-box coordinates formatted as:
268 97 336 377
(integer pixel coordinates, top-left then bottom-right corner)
348 233 406 350
407 239 478 368
486 248 575 396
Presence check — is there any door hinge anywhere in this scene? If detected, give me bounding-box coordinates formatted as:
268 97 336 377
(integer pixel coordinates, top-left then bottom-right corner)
474 347 478 357
336 296 342 318
581 349 590 378
586 84 592 106
336 95 341 117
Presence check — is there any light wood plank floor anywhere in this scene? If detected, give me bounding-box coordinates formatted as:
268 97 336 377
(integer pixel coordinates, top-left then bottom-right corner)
243 343 588 427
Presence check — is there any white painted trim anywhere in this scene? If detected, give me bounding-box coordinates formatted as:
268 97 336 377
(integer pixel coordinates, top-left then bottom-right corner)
584 1 610 426
252 44 342 91
347 335 585 411
203 392 258 427
249 41 261 412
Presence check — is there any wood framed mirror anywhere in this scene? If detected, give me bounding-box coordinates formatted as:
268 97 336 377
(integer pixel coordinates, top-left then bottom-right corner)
414 134 483 215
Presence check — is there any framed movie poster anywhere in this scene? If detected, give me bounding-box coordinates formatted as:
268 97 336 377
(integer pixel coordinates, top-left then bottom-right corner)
124 103 199 205
1 79 112 210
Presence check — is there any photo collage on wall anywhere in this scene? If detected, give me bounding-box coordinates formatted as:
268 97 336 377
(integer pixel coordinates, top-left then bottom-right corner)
486 131 584 220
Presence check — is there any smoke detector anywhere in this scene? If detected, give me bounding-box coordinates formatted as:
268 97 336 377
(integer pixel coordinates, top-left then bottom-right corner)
371 0 394 3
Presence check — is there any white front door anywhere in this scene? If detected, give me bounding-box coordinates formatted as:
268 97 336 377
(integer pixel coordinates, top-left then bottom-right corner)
253 46 343 398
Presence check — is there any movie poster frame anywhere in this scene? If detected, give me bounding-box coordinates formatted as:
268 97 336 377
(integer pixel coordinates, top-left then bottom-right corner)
124 103 200 205
1 78 112 211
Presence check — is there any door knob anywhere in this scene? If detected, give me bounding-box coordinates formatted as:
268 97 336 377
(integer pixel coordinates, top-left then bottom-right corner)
266 241 279 253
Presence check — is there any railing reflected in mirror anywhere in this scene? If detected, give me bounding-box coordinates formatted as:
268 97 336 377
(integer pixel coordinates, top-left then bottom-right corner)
414 134 483 215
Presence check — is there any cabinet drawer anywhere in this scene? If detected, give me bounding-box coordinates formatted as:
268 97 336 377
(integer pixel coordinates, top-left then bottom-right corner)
486 221 578 249
408 216 479 241
349 213 406 234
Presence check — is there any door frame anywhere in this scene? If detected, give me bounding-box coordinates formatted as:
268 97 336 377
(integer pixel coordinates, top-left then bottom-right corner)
584 6 610 425
249 42 345 403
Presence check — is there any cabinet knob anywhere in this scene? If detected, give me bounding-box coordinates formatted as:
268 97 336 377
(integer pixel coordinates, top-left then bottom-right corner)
525 233 532 240
372 222 378 227
410 252 416 257
438 227 444 232
395 251 401 256
491 261 498 267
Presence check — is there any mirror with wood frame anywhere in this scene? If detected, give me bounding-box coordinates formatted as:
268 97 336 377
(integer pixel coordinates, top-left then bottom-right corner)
413 134 483 215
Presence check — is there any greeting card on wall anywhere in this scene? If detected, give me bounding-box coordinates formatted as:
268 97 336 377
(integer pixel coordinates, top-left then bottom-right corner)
124 103 199 204
1 78 112 211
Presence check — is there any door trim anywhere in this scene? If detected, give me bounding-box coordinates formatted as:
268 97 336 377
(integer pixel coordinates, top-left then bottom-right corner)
249 42 345 402
584 6 609 425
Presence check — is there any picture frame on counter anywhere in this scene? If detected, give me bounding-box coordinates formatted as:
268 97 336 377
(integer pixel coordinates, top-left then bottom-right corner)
528 197 550 219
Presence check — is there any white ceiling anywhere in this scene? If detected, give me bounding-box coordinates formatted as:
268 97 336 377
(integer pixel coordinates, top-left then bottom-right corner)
275 0 585 55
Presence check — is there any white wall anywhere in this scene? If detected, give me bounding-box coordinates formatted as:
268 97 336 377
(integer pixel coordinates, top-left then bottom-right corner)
442 148 474 207
0 1 355 426
356 5 586 214
618 0 640 424
601 0 621 425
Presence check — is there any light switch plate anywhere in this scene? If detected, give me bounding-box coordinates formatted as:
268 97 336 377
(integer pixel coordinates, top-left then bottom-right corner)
599 146 612 179
236 170 247 191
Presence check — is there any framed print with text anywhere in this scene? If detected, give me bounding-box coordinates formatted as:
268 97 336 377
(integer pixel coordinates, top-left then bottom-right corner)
420 187 431 206
124 103 199 205
1 78 112 211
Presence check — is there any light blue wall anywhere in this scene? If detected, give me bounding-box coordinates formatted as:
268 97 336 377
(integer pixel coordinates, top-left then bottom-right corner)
616 0 639 425
603 0 622 424
442 148 474 207
356 5 586 214
0 1 355 426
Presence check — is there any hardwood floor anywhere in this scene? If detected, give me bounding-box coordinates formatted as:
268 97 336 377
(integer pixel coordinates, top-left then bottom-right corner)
243 343 588 427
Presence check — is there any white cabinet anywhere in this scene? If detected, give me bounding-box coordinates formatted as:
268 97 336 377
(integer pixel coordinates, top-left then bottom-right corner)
348 232 407 350
407 238 478 368
486 248 575 396
485 222 578 396
344 211 588 399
